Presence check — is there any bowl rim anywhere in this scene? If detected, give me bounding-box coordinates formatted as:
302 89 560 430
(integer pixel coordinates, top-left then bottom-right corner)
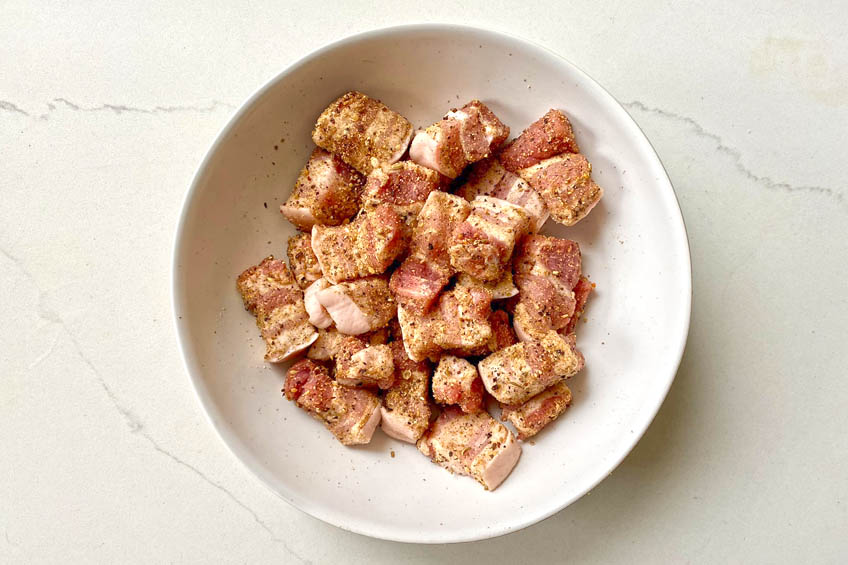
171 22 693 544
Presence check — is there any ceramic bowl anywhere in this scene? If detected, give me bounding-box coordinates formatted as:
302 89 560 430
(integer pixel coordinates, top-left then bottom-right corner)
172 24 691 543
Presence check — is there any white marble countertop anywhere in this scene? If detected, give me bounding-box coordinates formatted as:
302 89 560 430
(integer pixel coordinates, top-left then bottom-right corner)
2 2 846 563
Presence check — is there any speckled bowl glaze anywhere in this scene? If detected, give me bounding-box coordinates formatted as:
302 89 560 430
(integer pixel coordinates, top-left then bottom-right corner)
172 24 691 543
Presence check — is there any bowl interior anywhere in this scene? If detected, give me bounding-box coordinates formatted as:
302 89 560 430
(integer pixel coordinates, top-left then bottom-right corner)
173 25 691 543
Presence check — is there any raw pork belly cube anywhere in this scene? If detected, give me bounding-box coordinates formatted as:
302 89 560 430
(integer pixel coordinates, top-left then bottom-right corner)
362 161 446 227
478 331 582 405
410 100 509 178
518 153 603 227
380 340 433 443
432 355 484 414
287 233 323 289
448 195 530 283
456 270 518 300
458 158 549 232
284 359 382 445
236 257 317 362
389 191 471 312
334 337 395 389
487 309 518 353
498 109 580 172
311 204 406 284
303 278 333 329
398 284 493 362
312 91 413 175
512 235 582 341
500 381 573 440
280 148 365 231
316 276 396 335
564 276 594 335
307 326 390 361
417 406 521 491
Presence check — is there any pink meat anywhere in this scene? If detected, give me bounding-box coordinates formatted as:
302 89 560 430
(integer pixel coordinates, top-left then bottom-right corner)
448 196 531 283
236 257 318 362
389 191 472 312
280 148 365 231
518 153 603 227
316 276 397 335
458 158 549 232
311 204 406 284
499 109 580 172
284 359 382 446
380 339 432 443
417 406 521 491
409 100 510 178
500 381 573 440
334 337 395 389
432 355 485 414
564 276 594 334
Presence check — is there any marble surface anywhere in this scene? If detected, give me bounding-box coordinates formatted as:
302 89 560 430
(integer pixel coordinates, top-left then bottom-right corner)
2 2 846 563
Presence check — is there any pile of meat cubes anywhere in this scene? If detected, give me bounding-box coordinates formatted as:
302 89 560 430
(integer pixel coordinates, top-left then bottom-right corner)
237 92 602 490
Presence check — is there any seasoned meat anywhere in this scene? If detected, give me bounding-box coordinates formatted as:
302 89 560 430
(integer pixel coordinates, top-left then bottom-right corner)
380 340 432 443
280 148 365 231
432 355 484 414
499 109 580 172
389 191 472 312
500 381 572 440
410 100 509 178
478 331 582 405
236 257 317 362
334 337 395 389
518 153 603 227
448 195 530 283
316 276 396 335
311 203 406 284
458 158 549 232
284 359 382 445
417 406 521 491
564 276 594 335
286 233 323 289
312 91 413 175
362 161 446 230
512 235 582 341
398 284 493 362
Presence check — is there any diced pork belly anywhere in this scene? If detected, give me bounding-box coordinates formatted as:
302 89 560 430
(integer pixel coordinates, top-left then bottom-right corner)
499 109 580 172
284 359 381 445
280 148 365 231
398 284 493 362
334 337 395 389
501 381 572 440
564 276 594 334
456 270 518 300
362 161 446 228
512 235 582 341
448 195 531 283
518 153 603 226
488 309 518 352
286 233 323 289
478 331 582 405
311 204 406 284
380 340 432 443
312 91 414 175
307 326 390 360
458 158 549 232
317 276 396 335
417 406 521 491
389 191 472 311
410 100 509 178
432 356 484 414
236 257 318 362
307 327 345 361
303 278 333 329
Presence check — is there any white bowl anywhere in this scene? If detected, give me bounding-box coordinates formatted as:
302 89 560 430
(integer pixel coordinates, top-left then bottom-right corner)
172 24 691 543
